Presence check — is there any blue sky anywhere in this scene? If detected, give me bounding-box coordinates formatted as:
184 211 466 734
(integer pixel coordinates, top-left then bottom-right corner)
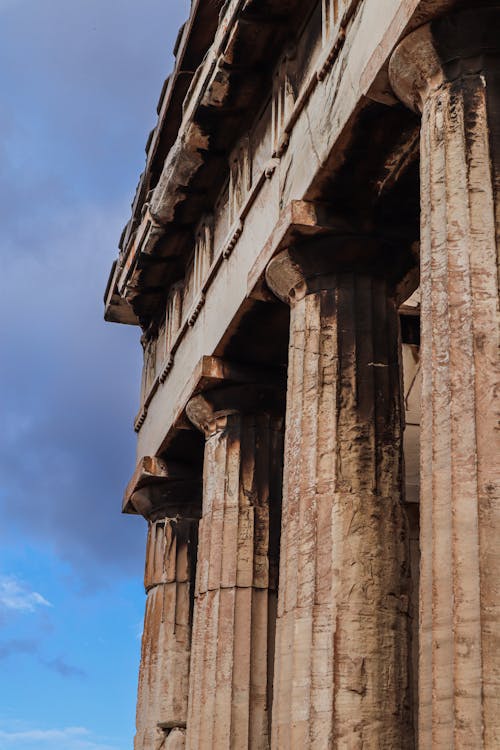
0 1 190 747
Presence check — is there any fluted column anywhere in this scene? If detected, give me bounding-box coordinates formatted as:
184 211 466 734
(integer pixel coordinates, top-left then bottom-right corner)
185 387 284 750
266 242 412 749
136 518 199 750
129 459 201 750
390 9 500 747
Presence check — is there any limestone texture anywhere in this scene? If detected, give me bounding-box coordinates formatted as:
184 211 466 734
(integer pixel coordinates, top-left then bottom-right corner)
266 250 412 749
135 519 197 750
105 1 500 746
390 8 500 747
185 392 283 750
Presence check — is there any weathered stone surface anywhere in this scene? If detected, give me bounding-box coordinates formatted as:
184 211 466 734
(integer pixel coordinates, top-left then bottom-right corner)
106 0 434 460
104 1 500 746
135 519 198 750
390 8 500 747
165 728 186 750
266 246 412 749
123 457 201 518
185 390 283 750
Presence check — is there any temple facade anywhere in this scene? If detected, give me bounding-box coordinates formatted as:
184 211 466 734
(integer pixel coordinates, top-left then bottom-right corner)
104 1 499 747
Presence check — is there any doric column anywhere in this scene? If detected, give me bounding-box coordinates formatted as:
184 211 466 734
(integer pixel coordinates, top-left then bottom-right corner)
128 459 201 750
185 387 284 750
390 9 500 747
266 241 412 749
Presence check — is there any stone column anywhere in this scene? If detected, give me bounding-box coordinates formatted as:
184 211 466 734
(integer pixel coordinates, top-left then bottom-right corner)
136 518 199 750
390 9 500 747
185 387 283 750
129 459 201 750
266 241 412 749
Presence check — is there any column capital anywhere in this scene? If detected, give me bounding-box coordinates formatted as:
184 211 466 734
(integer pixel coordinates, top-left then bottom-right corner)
186 384 284 438
265 236 398 305
123 456 202 521
389 6 500 113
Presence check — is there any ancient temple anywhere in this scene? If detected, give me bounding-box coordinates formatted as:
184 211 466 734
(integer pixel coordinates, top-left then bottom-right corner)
104 1 499 747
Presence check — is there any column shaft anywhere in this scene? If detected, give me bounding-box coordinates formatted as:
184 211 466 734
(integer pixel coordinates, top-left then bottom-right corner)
186 411 283 750
135 518 198 750
270 272 411 749
420 75 499 748
390 12 500 746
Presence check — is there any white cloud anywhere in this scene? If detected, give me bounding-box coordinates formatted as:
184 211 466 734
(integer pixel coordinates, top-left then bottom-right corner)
135 620 144 640
0 576 52 612
0 725 118 750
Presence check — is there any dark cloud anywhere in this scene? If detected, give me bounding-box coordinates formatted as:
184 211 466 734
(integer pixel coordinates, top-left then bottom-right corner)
0 0 191 203
0 638 87 679
42 657 87 680
0 0 191 583
0 639 38 660
0 201 146 581
0 639 86 679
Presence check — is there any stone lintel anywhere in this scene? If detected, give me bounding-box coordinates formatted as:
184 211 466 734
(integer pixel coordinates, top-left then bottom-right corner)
122 456 201 519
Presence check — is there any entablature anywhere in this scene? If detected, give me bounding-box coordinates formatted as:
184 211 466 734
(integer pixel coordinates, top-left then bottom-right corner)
106 0 456 327
105 0 359 326
106 0 459 490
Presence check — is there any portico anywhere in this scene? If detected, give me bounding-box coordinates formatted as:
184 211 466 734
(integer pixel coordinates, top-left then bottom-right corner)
105 1 499 747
